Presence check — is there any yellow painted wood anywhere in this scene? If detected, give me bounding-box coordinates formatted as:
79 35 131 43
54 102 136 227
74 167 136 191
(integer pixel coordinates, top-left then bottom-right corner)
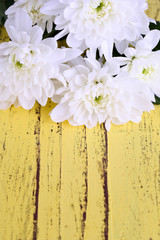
37 102 62 240
37 101 109 240
146 0 160 19
0 27 9 43
84 126 108 240
108 107 160 240
0 1 159 239
0 104 40 239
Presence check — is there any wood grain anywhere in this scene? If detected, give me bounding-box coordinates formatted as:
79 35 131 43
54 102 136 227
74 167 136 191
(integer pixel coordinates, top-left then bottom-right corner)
37 101 109 240
146 0 160 20
0 104 40 239
0 1 159 239
108 107 160 240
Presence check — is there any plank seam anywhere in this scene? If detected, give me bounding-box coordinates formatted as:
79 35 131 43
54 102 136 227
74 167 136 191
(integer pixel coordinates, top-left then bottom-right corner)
33 105 41 240
103 125 109 240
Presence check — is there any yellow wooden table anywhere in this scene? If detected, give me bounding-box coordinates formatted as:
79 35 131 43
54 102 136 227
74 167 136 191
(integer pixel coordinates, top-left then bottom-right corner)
0 1 160 239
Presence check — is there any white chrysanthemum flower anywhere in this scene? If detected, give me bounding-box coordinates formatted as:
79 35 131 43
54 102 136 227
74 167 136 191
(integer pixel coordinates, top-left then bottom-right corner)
114 30 160 98
0 9 81 110
50 51 154 131
41 0 150 59
5 0 54 32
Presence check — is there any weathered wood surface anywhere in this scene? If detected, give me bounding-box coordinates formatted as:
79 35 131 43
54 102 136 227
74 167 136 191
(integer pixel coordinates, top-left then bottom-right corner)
0 1 160 239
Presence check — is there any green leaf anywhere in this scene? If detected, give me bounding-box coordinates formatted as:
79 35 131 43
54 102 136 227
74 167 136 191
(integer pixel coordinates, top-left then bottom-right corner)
5 0 14 9
43 24 57 39
153 95 160 105
113 44 125 58
0 0 6 25
0 0 14 26
149 21 160 51
0 0 6 13
149 21 160 31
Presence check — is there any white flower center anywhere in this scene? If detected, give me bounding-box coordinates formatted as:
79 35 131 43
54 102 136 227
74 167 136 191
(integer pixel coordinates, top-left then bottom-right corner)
93 94 109 106
85 80 110 112
94 95 103 103
142 66 153 76
129 57 158 84
9 47 39 82
12 49 34 72
89 0 112 20
25 3 49 25
15 60 23 70
139 65 155 82
29 7 42 22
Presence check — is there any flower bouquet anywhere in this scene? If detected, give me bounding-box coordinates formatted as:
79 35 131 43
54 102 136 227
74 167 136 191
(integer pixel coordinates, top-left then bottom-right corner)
0 0 160 130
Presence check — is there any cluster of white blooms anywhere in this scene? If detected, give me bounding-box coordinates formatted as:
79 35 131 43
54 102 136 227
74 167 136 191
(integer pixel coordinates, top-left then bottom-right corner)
50 52 154 130
0 9 81 109
0 0 160 130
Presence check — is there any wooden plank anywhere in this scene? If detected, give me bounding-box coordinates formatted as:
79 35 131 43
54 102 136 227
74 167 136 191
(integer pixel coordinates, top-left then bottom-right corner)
0 27 9 43
84 126 108 240
37 100 62 240
108 107 160 240
146 0 160 20
0 103 41 239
